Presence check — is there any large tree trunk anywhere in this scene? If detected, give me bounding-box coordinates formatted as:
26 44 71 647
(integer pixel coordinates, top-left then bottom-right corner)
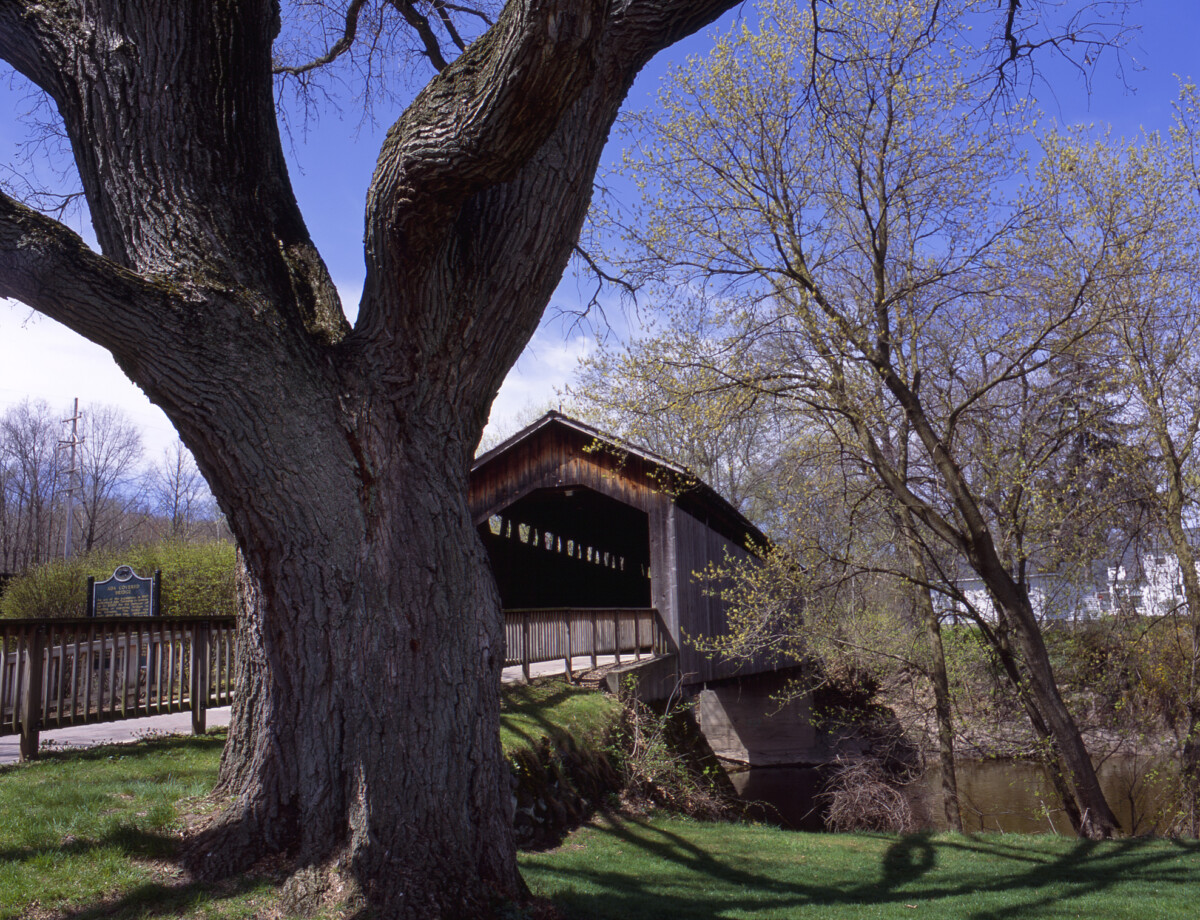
0 2 744 914
191 401 519 915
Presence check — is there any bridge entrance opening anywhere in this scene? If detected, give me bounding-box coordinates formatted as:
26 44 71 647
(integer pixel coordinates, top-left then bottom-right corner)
478 486 651 609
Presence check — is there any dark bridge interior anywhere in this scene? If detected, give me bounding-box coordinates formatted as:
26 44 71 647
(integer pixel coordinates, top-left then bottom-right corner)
478 486 651 608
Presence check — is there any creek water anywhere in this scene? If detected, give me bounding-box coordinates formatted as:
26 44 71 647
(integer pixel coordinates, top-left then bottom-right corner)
726 755 1179 835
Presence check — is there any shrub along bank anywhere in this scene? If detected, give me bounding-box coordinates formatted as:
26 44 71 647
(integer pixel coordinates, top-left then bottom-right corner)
0 538 236 619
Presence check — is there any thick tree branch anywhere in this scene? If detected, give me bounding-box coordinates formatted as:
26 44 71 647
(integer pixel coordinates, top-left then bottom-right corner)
273 0 370 75
386 0 450 71
0 190 181 356
0 0 75 97
358 0 608 329
354 0 742 411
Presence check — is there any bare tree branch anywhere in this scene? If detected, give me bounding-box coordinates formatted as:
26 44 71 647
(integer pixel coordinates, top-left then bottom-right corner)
386 0 450 71
0 190 180 357
432 0 470 52
273 0 371 75
435 1 494 27
572 242 637 299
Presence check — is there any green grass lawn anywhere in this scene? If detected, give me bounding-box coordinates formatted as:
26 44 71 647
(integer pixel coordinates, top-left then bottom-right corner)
0 678 619 919
522 814 1200 920
500 678 619 754
0 733 278 919
1 680 1196 919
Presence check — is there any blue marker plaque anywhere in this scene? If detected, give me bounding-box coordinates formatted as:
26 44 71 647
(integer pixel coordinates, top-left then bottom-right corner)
87 565 161 617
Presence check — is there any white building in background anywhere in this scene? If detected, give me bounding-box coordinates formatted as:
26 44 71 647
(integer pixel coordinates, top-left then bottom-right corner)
945 548 1196 624
1103 551 1189 618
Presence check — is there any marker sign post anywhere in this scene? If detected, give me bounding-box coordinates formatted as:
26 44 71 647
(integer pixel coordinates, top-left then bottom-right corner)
87 565 162 618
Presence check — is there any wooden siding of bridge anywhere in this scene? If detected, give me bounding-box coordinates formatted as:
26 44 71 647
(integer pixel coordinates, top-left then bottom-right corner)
472 414 776 687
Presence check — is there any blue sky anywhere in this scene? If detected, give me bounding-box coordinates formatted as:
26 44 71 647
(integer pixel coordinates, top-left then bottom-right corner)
1 1 1197 456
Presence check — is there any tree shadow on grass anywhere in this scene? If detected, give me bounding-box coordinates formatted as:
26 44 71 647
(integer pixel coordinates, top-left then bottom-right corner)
0 814 280 920
526 815 1200 920
0 824 178 865
501 679 601 750
58 875 274 920
0 731 227 777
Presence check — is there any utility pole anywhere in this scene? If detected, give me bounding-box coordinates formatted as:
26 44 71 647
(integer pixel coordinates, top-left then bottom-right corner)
58 398 81 559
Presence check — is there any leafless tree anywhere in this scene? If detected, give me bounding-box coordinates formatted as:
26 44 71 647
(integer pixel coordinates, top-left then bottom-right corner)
73 403 145 554
150 439 217 538
0 400 64 571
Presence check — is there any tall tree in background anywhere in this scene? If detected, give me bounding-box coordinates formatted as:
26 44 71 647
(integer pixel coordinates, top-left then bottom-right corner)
75 404 144 554
0 400 63 570
150 439 216 539
602 0 1125 836
1046 86 1200 832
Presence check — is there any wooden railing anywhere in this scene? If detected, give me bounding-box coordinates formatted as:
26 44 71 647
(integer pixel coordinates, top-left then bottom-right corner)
503 607 667 681
1 608 663 760
0 616 237 761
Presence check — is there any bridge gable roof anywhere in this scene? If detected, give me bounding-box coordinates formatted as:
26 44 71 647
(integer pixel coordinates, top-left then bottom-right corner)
470 411 764 550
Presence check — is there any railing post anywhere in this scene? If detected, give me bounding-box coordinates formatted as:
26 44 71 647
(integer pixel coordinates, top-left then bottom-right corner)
522 611 531 683
19 625 45 762
191 621 211 735
635 612 642 661
591 612 598 669
564 611 573 681
614 610 621 665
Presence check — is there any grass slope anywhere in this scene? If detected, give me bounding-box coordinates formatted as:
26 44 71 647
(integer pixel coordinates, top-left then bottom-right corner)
1 681 1196 919
522 814 1199 920
500 679 619 754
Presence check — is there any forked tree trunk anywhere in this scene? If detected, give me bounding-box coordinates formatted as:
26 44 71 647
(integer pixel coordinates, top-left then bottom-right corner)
0 0 779 914
191 406 520 915
871 369 1120 838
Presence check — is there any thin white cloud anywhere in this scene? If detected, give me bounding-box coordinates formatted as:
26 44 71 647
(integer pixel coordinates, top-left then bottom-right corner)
0 299 180 457
483 326 593 441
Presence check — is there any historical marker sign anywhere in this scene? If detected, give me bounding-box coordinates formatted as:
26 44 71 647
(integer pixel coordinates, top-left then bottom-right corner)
87 565 161 617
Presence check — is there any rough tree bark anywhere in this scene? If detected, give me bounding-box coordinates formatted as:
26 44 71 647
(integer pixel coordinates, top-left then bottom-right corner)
0 1 739 915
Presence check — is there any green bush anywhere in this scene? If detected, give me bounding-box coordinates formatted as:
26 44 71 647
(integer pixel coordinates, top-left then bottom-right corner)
0 539 237 619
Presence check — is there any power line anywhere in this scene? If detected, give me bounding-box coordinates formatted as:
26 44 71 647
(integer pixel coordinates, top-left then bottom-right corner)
57 397 82 559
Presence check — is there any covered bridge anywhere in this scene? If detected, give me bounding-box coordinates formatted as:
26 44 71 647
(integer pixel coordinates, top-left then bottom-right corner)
469 411 773 687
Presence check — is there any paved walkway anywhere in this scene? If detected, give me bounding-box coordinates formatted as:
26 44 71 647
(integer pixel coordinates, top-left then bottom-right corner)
0 707 232 765
0 655 628 765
